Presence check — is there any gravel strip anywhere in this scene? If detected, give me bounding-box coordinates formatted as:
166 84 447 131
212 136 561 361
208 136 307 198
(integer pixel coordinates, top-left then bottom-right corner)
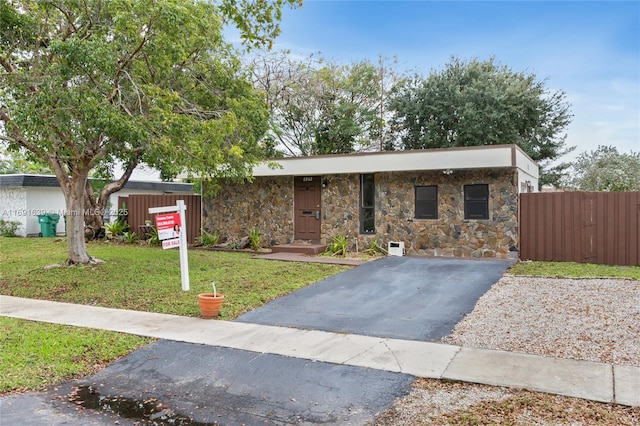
441 276 640 366
370 275 640 425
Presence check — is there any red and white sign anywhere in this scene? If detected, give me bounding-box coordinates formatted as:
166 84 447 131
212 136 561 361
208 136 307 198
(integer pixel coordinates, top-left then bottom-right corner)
148 200 190 290
155 212 181 248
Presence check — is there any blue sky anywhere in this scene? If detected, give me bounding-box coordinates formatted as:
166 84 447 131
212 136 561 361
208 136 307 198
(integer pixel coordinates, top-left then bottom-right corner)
254 0 640 161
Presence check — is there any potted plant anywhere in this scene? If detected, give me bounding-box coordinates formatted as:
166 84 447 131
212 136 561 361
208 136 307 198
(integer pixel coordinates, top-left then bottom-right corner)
198 282 224 319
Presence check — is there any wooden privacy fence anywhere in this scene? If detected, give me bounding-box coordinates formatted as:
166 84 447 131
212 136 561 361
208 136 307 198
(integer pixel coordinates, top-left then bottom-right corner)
118 194 201 244
519 192 640 266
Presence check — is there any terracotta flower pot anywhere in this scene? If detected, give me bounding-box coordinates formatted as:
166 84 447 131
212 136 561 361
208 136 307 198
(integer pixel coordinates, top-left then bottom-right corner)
198 293 224 319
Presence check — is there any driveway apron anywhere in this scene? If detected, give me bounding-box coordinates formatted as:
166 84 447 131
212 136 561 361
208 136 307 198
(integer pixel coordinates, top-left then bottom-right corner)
238 256 514 341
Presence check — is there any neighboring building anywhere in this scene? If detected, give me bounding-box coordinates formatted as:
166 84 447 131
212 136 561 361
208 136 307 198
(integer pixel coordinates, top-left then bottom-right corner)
0 174 193 237
202 144 538 259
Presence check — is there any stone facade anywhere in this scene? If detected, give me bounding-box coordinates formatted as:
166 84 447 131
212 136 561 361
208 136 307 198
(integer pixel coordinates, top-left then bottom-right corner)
203 168 520 259
202 176 295 246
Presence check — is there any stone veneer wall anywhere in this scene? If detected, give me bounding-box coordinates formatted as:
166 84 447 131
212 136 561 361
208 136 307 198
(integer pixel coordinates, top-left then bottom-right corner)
203 168 519 259
202 176 294 246
319 169 519 259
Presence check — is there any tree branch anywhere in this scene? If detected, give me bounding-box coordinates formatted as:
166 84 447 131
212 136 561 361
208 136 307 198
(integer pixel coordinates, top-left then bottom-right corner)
97 158 139 209
107 18 154 104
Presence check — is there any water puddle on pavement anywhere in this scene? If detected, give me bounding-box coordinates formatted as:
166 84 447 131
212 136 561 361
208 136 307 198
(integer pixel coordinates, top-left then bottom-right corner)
68 385 212 425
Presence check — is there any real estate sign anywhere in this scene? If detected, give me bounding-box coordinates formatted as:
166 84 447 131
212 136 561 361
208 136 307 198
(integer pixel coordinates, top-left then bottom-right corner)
149 201 190 291
155 212 181 249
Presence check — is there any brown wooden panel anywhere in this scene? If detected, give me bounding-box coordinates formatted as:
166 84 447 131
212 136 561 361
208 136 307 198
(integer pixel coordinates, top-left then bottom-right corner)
632 193 640 265
519 192 639 266
552 193 563 260
582 193 597 263
119 194 201 244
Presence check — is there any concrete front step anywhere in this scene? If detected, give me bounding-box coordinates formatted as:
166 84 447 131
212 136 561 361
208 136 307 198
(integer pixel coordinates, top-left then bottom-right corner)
271 243 327 255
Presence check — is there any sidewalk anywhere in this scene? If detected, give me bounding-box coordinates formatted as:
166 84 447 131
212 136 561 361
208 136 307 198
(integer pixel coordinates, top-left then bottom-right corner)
1 295 638 407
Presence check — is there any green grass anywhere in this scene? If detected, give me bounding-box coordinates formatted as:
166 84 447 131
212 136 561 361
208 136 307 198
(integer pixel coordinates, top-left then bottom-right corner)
0 317 150 393
0 237 349 394
0 238 350 319
509 261 640 280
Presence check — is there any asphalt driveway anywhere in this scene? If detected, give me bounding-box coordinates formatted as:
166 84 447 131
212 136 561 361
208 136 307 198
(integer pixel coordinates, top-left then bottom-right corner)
238 256 514 341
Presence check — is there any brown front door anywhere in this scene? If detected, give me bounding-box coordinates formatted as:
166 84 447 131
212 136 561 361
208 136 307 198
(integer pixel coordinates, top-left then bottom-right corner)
294 176 321 240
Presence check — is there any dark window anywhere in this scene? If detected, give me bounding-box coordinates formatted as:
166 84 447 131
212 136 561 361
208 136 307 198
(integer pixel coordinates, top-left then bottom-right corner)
464 184 489 220
360 174 375 234
415 186 438 219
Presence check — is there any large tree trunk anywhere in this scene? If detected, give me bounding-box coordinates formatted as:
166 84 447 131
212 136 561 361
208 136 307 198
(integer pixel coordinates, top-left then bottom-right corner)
83 159 138 240
84 182 105 240
63 170 94 264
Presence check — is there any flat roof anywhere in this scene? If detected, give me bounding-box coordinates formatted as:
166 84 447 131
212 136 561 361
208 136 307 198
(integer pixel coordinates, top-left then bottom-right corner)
253 144 539 178
0 174 193 192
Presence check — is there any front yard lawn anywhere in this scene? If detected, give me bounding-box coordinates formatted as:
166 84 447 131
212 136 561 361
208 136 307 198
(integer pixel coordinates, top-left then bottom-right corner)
0 238 350 319
0 237 349 393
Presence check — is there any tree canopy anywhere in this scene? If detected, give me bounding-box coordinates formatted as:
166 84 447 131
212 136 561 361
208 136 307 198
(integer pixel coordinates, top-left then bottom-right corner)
565 145 640 191
388 57 574 186
0 0 298 264
0 147 51 174
250 51 389 156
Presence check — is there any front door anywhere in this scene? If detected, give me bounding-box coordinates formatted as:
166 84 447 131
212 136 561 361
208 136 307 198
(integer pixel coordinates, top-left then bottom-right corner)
294 176 321 240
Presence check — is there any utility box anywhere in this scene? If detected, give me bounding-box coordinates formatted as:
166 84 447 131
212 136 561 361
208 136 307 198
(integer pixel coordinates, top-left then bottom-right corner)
388 241 405 257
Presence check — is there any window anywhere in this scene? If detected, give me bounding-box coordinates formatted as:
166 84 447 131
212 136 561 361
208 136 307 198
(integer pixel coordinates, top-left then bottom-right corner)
464 184 489 220
360 174 375 234
415 186 438 219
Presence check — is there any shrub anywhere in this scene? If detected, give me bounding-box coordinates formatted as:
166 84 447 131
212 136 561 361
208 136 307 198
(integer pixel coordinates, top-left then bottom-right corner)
103 219 129 241
325 234 348 257
0 220 20 237
198 229 219 247
146 227 161 246
122 231 139 244
363 238 388 256
249 227 261 251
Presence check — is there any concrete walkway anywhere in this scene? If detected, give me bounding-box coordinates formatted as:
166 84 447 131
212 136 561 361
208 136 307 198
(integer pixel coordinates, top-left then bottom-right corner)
1 295 638 407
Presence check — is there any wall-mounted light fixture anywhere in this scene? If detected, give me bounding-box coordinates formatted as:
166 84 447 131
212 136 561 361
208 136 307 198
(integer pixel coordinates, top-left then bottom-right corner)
322 179 329 188
525 180 533 193
442 169 453 175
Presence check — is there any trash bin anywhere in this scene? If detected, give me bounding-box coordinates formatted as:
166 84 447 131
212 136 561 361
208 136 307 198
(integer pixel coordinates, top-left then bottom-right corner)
49 213 60 236
38 213 60 237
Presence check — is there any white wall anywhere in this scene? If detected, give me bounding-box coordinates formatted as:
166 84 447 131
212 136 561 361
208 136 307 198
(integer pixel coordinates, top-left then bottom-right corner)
0 188 28 236
25 187 68 235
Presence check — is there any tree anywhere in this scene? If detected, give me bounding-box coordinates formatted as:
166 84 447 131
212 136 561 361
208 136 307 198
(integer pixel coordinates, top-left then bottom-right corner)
388 57 574 187
311 61 384 155
565 145 640 191
0 147 52 174
250 52 387 156
0 0 299 265
250 50 322 156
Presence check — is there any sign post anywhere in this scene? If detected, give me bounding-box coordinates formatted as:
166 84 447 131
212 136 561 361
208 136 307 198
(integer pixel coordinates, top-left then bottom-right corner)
149 200 190 291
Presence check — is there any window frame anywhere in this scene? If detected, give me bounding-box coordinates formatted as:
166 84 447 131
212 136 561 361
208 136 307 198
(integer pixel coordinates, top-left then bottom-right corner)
464 184 490 220
360 173 376 234
414 185 438 219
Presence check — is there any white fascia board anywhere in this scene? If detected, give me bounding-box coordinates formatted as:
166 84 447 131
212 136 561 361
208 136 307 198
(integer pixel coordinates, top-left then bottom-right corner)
254 145 534 176
513 147 540 179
